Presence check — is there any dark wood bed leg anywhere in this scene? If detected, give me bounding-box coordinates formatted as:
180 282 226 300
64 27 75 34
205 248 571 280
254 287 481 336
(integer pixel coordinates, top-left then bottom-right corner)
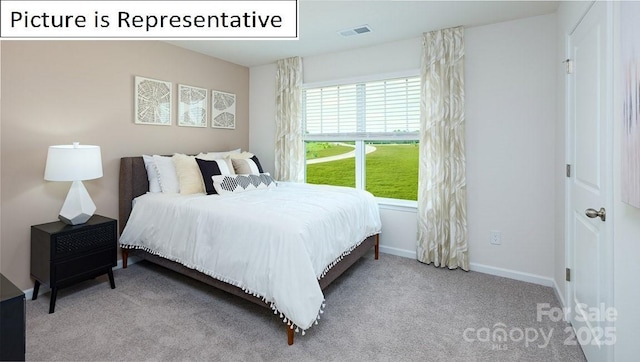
374 234 379 260
287 326 294 345
122 249 128 269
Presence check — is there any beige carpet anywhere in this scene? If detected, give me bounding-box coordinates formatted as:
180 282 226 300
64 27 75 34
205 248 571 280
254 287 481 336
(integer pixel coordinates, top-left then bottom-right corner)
26 252 586 361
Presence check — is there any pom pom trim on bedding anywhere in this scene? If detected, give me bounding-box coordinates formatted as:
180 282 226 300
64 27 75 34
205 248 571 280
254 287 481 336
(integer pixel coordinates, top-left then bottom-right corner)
121 231 377 334
119 182 382 331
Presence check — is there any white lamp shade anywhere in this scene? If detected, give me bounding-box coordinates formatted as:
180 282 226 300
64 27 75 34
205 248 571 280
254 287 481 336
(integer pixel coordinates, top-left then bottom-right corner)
44 143 103 181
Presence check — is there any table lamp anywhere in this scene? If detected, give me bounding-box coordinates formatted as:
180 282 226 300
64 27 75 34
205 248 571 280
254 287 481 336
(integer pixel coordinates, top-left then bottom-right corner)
44 142 103 225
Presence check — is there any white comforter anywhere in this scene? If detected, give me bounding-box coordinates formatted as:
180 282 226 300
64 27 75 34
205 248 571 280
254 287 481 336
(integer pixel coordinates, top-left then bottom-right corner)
119 182 381 330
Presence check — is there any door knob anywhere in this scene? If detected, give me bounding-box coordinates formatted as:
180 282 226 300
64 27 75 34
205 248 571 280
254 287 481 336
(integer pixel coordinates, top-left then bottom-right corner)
585 207 606 221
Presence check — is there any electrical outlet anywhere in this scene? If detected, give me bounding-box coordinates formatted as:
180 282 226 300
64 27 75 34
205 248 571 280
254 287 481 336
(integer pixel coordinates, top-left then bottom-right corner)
490 231 501 245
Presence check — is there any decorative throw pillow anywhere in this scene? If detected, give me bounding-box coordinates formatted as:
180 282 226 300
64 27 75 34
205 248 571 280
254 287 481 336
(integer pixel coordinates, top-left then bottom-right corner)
230 152 264 174
195 157 236 195
152 155 180 193
250 156 264 173
212 173 276 195
172 153 206 195
142 155 161 193
231 157 260 174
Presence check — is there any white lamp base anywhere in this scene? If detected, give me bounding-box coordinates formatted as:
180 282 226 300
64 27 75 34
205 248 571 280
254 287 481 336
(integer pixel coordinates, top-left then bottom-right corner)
59 180 96 225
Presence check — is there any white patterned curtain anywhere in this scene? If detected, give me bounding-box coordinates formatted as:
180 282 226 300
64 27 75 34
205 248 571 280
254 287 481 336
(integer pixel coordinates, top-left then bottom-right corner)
275 56 305 182
417 26 469 271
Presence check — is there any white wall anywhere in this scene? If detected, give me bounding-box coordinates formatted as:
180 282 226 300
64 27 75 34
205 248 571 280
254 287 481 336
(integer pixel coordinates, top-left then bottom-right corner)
249 63 277 174
465 14 557 281
303 37 421 84
249 13 558 284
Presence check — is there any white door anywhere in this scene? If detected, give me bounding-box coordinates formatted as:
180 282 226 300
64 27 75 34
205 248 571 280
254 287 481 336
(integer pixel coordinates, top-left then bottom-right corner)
566 1 614 361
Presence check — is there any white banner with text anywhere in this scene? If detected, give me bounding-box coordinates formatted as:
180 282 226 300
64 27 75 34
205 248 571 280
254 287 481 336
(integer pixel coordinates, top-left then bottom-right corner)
0 0 298 39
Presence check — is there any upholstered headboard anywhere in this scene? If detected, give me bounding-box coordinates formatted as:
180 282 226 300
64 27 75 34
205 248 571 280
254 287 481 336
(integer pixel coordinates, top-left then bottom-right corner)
118 157 148 234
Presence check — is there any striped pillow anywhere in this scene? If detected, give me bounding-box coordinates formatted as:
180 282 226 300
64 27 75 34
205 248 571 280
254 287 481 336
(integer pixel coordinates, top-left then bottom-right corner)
195 157 235 195
231 155 264 175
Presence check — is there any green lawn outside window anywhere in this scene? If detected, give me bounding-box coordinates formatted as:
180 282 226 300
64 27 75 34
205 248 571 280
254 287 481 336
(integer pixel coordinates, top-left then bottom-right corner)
305 142 418 201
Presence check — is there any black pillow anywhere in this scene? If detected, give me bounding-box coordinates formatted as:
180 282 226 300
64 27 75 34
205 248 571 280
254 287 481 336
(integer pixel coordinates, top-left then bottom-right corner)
250 155 264 173
195 158 234 195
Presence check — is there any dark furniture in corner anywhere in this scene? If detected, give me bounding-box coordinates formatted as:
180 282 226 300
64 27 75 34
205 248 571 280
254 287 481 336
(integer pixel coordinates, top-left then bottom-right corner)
31 215 117 313
0 273 25 361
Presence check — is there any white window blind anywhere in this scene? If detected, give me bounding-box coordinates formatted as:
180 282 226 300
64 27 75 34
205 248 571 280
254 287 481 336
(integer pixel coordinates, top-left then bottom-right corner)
303 76 420 141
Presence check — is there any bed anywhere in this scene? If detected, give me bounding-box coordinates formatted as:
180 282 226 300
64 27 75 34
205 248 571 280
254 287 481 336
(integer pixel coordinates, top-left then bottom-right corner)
118 155 381 345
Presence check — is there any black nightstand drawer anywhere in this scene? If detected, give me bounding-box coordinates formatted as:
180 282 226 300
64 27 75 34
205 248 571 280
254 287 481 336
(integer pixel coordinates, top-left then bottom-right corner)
55 248 116 283
54 224 115 259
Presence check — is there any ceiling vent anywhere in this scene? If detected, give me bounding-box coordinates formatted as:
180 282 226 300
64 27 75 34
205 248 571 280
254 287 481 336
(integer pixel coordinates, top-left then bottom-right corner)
338 24 373 37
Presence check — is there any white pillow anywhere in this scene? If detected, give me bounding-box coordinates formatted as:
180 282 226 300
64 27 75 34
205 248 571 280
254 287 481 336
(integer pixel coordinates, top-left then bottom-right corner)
142 155 161 193
152 155 180 193
229 151 254 159
196 148 241 160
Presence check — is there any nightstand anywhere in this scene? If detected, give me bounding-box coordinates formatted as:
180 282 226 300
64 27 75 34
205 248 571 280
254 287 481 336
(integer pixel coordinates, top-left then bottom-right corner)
31 215 117 313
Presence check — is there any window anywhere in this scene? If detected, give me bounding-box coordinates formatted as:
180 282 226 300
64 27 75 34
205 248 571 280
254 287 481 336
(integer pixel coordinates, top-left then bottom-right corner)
303 76 420 201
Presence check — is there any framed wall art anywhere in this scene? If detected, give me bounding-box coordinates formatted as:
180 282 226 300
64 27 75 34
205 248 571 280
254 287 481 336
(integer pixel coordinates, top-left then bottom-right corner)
212 90 236 129
135 76 172 126
178 84 208 127
622 2 640 208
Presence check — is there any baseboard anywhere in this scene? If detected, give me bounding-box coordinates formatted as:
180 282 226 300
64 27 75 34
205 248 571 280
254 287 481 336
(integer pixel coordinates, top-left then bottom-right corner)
469 262 554 287
23 256 141 300
24 285 45 301
379 245 417 259
379 245 554 288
